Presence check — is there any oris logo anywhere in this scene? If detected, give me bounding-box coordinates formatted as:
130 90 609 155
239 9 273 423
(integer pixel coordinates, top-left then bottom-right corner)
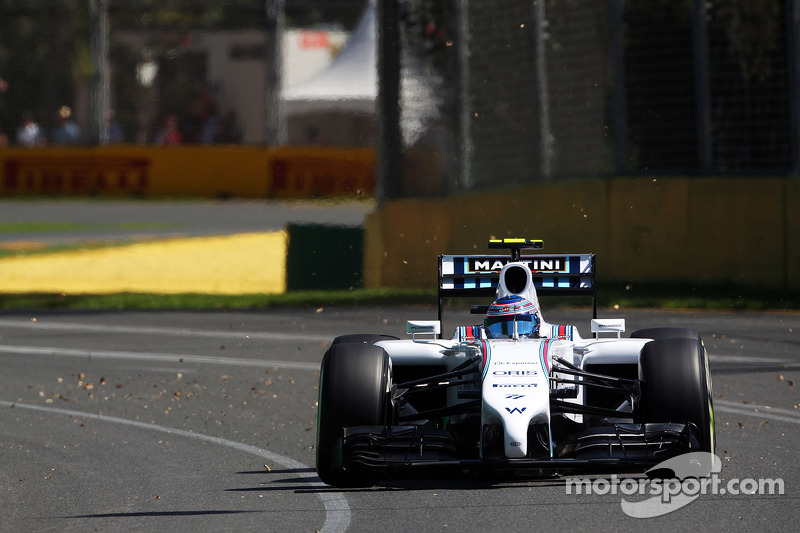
493 370 538 376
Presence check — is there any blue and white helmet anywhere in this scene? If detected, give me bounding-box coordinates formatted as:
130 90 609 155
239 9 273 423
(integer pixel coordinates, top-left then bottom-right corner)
484 295 540 339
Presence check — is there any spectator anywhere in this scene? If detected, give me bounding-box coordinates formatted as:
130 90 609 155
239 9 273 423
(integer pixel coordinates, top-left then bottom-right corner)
0 77 7 138
188 86 218 143
104 109 125 143
201 104 220 144
0 77 7 109
154 114 183 145
217 110 242 144
16 111 45 147
52 105 81 145
304 126 323 145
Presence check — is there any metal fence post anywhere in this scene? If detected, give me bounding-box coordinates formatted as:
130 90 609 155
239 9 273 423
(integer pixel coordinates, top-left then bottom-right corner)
89 0 109 145
692 0 712 172
455 0 472 190
609 0 628 174
532 0 553 181
376 0 402 201
265 0 286 146
788 0 800 174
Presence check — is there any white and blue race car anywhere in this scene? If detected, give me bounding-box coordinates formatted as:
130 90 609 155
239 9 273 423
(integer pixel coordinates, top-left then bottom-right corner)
316 238 715 487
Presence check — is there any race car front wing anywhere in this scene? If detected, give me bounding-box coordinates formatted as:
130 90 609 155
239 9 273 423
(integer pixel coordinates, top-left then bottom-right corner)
340 422 700 477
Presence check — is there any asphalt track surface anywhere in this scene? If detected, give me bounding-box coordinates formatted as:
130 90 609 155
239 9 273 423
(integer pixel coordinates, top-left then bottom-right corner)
1 306 799 532
0 198 372 245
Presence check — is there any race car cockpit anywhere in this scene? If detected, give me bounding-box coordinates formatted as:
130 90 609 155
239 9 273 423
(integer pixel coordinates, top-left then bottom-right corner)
484 294 541 339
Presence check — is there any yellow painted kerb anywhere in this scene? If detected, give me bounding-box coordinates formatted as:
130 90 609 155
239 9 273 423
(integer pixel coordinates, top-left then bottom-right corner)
0 231 287 295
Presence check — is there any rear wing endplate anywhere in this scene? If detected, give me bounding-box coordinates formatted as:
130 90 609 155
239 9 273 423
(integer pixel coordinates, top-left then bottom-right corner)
438 253 596 320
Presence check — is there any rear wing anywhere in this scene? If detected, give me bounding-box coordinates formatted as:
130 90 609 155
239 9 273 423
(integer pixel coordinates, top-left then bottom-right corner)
438 252 596 320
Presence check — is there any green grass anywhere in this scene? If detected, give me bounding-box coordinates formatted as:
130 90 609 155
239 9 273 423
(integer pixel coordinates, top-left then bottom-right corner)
0 221 181 234
0 240 144 259
0 221 185 259
0 288 437 311
0 222 92 233
599 282 800 311
0 284 798 311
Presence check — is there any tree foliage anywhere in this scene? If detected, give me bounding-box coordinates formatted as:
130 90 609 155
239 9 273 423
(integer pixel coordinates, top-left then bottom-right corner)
0 0 368 139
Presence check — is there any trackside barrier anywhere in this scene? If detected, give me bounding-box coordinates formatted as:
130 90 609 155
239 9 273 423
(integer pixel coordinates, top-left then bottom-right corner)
285 223 364 291
0 146 375 199
364 177 800 291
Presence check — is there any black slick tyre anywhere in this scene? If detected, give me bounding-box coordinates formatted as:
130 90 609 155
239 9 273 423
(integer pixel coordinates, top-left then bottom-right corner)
630 327 700 341
331 334 398 346
638 338 715 454
316 342 391 487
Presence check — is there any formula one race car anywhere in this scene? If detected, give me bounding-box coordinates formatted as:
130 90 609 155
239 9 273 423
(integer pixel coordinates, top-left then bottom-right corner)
316 239 715 487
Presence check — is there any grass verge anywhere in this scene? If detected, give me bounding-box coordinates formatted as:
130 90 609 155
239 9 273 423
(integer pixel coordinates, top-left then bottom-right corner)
599 282 800 311
0 220 181 235
0 283 798 311
0 288 437 311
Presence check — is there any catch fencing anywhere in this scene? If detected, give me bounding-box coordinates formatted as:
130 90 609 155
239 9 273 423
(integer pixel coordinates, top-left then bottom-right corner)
381 0 800 198
1 1 798 201
0 0 363 149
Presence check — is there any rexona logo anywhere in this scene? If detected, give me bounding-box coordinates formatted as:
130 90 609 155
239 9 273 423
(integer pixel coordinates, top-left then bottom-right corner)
565 452 785 518
469 257 567 273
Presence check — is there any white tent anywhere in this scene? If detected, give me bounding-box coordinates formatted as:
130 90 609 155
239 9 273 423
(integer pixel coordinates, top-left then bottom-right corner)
282 0 438 147
282 1 377 116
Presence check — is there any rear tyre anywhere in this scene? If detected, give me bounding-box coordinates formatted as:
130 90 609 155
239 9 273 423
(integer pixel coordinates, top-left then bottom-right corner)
316 342 391 487
630 327 700 341
638 338 715 454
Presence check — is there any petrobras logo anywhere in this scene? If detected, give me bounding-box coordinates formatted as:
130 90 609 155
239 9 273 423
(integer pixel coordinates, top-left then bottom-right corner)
468 257 567 274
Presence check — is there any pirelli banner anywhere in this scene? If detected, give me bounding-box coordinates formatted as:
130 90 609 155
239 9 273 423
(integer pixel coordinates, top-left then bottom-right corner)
0 146 375 199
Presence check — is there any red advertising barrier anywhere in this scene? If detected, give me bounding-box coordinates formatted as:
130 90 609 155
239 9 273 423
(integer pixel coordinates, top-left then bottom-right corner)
0 146 374 198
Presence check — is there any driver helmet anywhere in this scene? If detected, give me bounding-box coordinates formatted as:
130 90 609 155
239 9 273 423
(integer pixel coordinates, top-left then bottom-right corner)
484 295 540 339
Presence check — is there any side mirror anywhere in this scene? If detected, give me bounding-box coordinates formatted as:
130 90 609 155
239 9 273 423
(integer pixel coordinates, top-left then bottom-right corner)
406 320 441 341
591 319 626 339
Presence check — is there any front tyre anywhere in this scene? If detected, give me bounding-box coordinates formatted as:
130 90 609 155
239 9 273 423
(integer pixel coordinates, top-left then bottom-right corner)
316 342 391 487
630 327 700 341
638 338 715 454
331 334 398 346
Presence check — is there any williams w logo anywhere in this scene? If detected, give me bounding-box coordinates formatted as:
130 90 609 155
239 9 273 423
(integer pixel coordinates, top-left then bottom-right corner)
505 407 527 414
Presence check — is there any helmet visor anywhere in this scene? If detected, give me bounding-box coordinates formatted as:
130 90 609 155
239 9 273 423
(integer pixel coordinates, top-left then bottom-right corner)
485 315 536 339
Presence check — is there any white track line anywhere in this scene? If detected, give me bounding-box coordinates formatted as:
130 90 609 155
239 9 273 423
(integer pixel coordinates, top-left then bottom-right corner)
0 400 350 533
0 345 319 371
710 354 798 365
0 319 331 343
715 399 800 425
